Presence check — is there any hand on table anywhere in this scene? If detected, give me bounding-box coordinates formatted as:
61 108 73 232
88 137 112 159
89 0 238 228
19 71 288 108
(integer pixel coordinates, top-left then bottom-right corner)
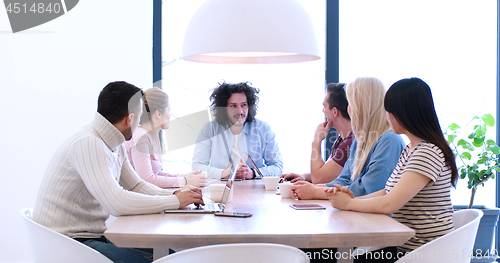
280 173 305 183
235 159 253 179
324 184 353 210
221 164 233 179
184 170 207 187
289 181 324 200
174 187 204 208
331 184 354 198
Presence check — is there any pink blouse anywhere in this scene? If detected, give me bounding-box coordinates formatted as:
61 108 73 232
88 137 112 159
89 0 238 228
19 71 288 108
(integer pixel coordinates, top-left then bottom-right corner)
125 128 181 188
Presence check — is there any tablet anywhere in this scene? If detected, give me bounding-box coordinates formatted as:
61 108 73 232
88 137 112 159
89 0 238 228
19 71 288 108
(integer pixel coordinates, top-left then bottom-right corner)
290 204 326 210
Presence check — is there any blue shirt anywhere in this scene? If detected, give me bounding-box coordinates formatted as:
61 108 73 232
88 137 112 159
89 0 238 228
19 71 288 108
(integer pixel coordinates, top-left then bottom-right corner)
325 131 405 197
192 119 283 179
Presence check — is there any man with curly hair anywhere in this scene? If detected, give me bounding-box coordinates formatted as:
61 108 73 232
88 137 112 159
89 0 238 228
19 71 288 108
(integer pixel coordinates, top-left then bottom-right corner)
192 82 283 179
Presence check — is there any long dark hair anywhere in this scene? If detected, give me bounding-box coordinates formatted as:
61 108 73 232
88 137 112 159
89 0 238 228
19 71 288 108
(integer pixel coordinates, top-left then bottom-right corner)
384 78 458 187
210 81 259 126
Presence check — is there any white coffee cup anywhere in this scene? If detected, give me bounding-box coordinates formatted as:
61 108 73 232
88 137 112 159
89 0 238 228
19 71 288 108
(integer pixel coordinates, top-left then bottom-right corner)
279 182 293 198
202 183 232 202
262 177 281 191
199 171 208 178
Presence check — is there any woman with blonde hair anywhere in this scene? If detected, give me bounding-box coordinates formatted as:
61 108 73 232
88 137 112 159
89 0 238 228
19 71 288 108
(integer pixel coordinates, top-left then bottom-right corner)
125 87 207 188
290 77 405 199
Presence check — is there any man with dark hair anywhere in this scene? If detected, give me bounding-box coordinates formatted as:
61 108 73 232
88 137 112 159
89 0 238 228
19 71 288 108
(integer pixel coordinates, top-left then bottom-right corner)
192 82 283 179
33 81 204 263
282 83 354 183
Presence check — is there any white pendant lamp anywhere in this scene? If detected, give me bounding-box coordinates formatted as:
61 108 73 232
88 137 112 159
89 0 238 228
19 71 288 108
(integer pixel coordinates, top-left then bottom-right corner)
182 0 320 64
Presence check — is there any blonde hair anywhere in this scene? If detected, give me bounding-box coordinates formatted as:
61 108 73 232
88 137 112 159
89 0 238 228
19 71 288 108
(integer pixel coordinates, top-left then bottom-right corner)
141 87 169 125
346 77 390 180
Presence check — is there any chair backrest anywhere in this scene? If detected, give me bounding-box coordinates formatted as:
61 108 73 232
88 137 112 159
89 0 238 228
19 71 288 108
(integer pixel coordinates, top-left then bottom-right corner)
20 208 113 263
153 243 310 263
395 209 483 263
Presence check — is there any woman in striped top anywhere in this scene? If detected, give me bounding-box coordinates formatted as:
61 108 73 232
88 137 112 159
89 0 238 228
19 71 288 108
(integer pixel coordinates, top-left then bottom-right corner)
326 77 458 262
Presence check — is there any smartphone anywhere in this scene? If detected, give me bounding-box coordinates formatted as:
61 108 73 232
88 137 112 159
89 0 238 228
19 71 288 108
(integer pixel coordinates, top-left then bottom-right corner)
290 204 326 210
214 212 253 217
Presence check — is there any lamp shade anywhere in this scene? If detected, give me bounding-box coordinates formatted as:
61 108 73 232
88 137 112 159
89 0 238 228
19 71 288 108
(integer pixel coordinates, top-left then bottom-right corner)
182 0 320 64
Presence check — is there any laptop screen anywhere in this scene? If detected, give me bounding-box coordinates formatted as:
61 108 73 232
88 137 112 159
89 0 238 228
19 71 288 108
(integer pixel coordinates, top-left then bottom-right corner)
246 153 263 178
220 154 240 205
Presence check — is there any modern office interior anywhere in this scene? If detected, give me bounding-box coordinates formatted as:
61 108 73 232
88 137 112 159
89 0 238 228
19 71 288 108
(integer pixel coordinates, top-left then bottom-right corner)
1 0 499 262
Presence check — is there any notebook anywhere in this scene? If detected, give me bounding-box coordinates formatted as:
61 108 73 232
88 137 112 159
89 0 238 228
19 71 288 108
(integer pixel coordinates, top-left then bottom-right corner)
163 155 239 214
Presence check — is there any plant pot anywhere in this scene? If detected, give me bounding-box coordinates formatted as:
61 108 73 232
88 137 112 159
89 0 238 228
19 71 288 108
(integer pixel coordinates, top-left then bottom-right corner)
454 205 500 263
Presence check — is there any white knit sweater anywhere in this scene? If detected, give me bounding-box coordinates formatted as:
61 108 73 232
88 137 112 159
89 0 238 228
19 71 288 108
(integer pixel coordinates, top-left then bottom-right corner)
33 113 180 238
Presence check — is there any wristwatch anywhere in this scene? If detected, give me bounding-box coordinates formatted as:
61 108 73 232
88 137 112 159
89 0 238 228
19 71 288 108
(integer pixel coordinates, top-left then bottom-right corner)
251 169 262 179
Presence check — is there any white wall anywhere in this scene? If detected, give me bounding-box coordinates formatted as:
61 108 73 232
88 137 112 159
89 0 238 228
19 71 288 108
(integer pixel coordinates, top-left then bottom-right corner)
0 1 152 262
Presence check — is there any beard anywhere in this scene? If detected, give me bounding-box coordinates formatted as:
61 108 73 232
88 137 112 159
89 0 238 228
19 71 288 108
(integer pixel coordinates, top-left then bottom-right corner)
228 114 246 127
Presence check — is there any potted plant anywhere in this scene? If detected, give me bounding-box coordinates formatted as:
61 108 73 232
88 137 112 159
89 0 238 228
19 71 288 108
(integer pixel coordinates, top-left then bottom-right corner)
446 114 500 262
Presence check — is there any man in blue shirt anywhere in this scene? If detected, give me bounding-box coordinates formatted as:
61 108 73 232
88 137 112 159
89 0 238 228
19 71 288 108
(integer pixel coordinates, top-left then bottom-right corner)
192 82 283 179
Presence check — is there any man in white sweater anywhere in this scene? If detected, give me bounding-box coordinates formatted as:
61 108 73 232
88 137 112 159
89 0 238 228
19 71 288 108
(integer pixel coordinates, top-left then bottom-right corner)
33 81 204 263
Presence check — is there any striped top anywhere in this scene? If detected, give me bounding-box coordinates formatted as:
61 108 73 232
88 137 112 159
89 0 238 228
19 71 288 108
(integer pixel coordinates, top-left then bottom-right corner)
385 141 454 252
33 113 180 238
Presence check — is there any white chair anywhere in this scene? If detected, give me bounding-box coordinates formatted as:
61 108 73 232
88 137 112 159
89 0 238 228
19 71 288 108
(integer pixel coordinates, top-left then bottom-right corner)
152 243 310 263
395 209 483 263
20 208 113 263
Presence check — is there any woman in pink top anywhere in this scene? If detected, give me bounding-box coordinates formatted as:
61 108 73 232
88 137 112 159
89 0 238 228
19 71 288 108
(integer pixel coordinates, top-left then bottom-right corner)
126 87 207 188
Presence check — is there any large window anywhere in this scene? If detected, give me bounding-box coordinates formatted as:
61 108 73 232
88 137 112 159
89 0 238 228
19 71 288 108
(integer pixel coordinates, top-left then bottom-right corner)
338 0 497 206
161 0 326 176
161 1 497 207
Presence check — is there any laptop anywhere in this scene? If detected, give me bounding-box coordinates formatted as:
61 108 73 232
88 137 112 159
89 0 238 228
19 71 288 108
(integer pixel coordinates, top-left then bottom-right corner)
246 153 263 179
163 155 239 214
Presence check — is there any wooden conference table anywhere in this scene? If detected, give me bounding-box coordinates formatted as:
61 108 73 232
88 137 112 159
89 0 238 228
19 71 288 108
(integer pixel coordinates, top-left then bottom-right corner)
105 179 415 261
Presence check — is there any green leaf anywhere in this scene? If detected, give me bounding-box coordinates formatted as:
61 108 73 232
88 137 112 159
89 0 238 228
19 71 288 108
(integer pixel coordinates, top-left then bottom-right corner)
472 116 480 121
457 139 474 151
491 145 500 155
479 124 487 136
495 167 500 173
460 152 472 160
468 172 476 180
473 136 485 147
447 134 457 144
468 132 475 139
486 139 497 146
474 174 480 183
448 123 460 131
482 114 495 127
474 126 485 137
